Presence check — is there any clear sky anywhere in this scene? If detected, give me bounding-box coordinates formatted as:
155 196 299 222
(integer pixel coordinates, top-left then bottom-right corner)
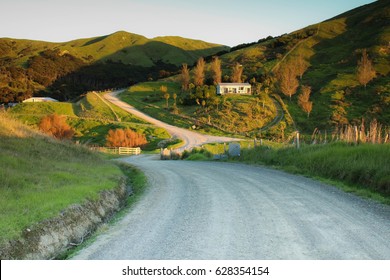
0 0 376 46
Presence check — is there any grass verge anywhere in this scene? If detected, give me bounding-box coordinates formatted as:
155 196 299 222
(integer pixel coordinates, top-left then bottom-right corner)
0 113 124 246
60 162 148 259
238 142 390 204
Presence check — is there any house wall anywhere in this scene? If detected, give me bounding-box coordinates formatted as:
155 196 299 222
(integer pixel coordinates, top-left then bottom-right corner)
217 84 251 95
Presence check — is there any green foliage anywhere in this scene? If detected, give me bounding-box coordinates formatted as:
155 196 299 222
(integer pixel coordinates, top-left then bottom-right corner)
240 143 390 203
181 147 213 160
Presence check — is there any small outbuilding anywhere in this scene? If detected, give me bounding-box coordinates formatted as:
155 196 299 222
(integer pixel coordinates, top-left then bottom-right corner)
217 83 251 95
23 97 59 103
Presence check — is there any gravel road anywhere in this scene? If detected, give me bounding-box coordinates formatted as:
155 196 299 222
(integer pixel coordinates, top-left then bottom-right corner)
73 155 390 260
104 90 241 151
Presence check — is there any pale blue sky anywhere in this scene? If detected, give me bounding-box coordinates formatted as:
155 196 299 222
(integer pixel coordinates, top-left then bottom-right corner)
0 0 375 46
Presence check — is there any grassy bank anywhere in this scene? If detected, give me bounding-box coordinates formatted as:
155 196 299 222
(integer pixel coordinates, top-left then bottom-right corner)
239 143 390 204
0 113 125 246
9 91 171 150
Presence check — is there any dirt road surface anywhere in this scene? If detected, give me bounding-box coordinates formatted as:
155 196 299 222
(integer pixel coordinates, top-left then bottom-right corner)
104 90 241 151
73 155 390 259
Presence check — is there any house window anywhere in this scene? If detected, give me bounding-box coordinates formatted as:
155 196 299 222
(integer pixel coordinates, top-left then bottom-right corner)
239 87 244 91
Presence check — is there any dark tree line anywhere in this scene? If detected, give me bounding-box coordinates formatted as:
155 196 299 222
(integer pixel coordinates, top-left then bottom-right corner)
0 49 179 103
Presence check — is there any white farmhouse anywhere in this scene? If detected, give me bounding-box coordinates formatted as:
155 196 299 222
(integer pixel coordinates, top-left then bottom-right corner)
23 97 59 103
216 83 251 95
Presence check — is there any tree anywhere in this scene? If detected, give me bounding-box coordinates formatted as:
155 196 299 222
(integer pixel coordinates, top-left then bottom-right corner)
180 63 190 91
160 85 168 94
298 85 313 117
231 62 243 83
294 53 309 80
357 49 376 88
277 63 299 100
210 56 222 85
106 128 147 147
194 57 205 86
39 114 74 140
164 92 170 109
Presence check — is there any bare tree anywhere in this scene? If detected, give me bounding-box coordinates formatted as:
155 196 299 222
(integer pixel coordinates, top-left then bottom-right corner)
160 85 168 94
180 63 190 91
210 56 222 85
194 57 205 86
294 53 309 80
231 62 243 83
357 49 376 88
298 85 313 117
277 63 299 100
164 92 170 109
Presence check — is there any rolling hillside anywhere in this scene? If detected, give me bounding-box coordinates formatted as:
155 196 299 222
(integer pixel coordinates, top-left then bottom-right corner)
219 0 389 132
0 31 228 102
0 31 228 67
9 91 172 150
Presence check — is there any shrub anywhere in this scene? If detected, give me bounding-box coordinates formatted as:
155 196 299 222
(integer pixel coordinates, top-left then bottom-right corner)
39 114 74 139
105 128 147 147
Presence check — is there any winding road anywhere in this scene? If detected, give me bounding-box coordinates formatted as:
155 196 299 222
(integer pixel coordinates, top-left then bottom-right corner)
73 155 390 259
104 90 241 151
72 89 390 260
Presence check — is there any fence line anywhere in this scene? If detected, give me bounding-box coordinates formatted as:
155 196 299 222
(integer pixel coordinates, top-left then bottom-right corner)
91 146 141 155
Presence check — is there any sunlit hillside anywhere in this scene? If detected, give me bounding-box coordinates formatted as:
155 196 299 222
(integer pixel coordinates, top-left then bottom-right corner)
219 0 390 132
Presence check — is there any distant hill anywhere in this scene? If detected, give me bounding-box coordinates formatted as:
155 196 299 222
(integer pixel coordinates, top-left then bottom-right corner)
219 0 390 131
0 31 228 102
0 31 227 67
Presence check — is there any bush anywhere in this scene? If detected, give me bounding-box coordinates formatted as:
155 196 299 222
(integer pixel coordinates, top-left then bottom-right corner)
181 147 212 160
39 114 74 139
105 128 147 147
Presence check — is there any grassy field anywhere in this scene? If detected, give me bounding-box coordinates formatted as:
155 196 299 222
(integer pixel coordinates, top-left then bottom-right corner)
9 91 171 150
238 142 390 204
0 112 127 246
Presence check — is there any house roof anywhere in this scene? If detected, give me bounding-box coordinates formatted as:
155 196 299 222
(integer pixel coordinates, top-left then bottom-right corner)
218 83 251 86
23 97 59 102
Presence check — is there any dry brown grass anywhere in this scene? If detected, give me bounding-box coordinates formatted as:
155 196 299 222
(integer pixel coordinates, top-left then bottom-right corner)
0 111 42 138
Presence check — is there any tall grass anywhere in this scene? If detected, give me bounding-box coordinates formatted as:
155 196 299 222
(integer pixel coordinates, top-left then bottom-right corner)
308 119 390 145
240 142 390 203
0 113 123 245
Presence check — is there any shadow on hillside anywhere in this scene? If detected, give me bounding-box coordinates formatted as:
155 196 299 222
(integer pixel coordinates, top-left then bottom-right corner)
98 40 228 67
307 0 387 92
44 40 228 101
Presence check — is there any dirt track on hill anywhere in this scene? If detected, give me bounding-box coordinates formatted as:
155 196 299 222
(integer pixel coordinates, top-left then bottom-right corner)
104 90 241 151
73 155 390 260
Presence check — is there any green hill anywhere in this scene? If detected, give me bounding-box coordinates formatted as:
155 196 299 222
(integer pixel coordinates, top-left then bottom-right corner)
0 31 227 67
0 31 228 102
9 91 171 149
219 0 390 133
